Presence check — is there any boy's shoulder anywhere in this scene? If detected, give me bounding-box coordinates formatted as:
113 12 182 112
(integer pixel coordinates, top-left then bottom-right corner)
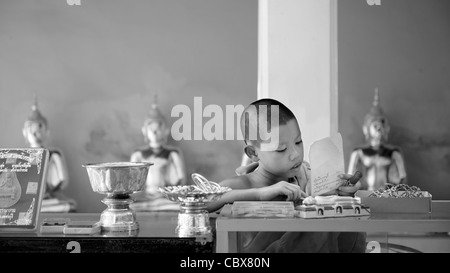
219 174 253 190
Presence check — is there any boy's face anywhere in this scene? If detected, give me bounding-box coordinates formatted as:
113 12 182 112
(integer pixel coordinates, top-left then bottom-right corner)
255 119 304 179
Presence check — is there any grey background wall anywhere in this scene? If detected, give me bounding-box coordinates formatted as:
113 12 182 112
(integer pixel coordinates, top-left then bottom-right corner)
338 0 450 199
2 0 449 211
0 0 257 212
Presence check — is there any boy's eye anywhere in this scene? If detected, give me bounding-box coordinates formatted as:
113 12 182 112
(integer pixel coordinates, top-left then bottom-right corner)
276 148 287 153
296 140 303 145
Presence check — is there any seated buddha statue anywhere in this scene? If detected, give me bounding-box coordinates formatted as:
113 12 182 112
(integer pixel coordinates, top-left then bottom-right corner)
130 96 186 211
347 89 407 191
22 95 77 212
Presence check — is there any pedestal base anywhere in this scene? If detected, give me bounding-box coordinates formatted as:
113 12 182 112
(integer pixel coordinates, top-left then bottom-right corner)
100 195 140 233
176 202 211 238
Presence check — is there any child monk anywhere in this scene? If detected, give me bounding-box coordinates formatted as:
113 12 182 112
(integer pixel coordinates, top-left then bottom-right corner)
207 98 366 252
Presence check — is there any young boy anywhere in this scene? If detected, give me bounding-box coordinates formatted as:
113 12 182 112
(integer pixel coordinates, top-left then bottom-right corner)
207 98 366 253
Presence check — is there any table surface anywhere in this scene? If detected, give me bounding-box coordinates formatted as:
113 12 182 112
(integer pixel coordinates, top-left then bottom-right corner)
0 211 187 237
214 200 450 253
0 211 216 253
216 201 450 233
2 202 450 253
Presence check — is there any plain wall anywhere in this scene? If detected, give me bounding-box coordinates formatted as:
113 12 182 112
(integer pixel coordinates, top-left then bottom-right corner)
0 0 257 212
338 0 450 199
259 0 336 158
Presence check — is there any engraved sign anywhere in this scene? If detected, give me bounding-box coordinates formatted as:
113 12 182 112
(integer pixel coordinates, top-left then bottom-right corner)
0 170 22 208
0 148 49 231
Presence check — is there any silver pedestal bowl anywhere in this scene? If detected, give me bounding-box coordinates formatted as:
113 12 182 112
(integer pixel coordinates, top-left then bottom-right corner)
159 173 231 238
83 162 152 233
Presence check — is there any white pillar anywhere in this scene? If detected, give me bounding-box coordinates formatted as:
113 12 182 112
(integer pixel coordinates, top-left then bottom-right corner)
258 0 338 157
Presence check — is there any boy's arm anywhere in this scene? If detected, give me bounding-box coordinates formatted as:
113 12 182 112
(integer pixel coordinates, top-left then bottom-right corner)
206 188 260 213
206 176 258 212
206 177 306 213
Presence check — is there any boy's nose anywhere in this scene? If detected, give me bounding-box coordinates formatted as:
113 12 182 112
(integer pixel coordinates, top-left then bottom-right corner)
289 148 301 161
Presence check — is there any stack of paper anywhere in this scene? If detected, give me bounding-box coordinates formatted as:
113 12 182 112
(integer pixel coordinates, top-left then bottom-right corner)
231 201 295 218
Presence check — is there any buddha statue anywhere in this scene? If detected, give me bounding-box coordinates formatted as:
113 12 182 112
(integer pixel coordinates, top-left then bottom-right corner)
130 96 186 211
22 95 76 212
347 89 407 191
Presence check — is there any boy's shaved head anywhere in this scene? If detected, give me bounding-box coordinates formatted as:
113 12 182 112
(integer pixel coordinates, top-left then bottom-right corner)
240 98 297 148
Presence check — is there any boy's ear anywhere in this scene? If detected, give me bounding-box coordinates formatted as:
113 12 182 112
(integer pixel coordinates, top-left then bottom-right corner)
244 145 259 162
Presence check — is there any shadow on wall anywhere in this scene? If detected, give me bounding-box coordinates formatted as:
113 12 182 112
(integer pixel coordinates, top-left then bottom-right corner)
0 0 258 212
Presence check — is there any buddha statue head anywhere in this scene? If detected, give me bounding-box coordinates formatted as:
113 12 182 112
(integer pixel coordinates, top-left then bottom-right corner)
22 95 49 148
141 95 170 148
362 89 390 147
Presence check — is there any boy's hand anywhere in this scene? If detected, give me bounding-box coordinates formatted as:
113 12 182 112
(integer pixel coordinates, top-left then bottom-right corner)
337 173 361 196
257 181 307 201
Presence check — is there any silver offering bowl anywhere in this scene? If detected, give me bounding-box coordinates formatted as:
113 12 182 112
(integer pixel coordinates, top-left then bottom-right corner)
159 173 231 238
83 162 152 233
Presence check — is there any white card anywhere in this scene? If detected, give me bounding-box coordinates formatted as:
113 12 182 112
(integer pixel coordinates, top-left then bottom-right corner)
309 133 345 196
